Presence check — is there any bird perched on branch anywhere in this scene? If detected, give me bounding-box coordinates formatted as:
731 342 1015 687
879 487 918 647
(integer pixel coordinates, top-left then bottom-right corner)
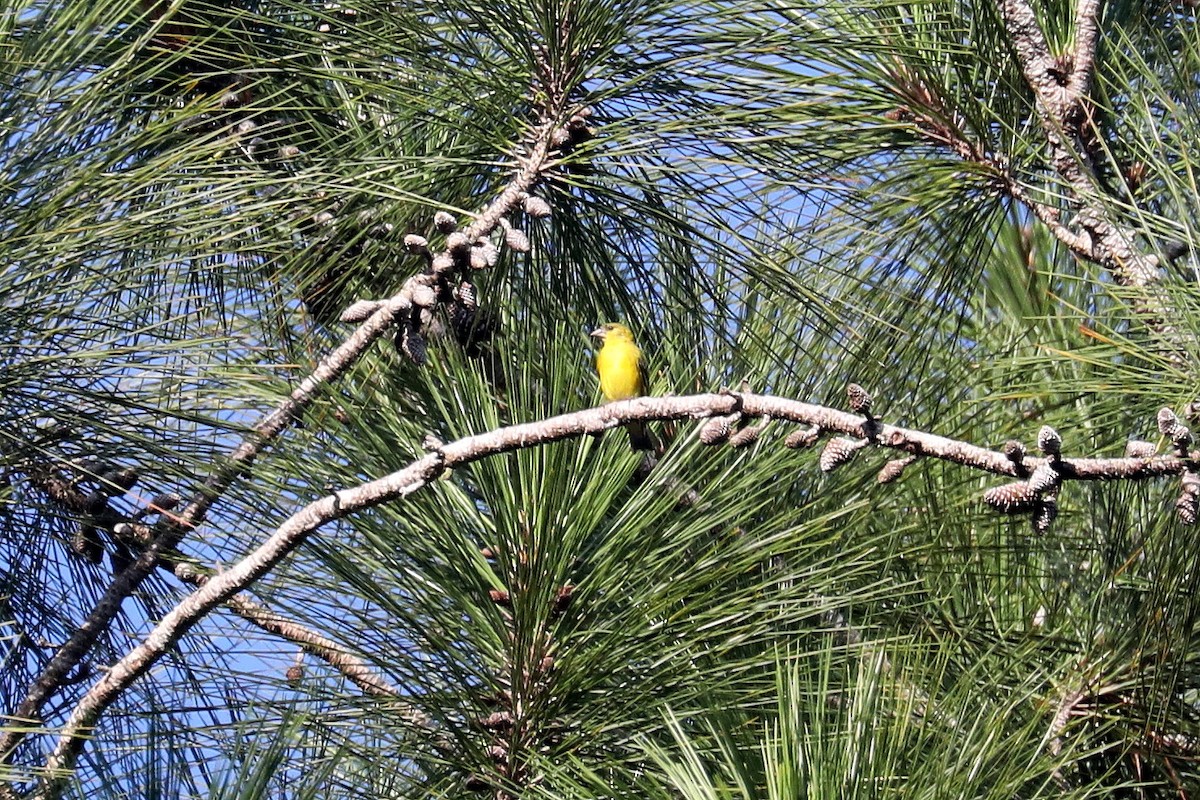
591 322 654 451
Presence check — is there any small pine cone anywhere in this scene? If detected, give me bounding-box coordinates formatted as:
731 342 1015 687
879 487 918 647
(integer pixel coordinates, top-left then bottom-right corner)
1157 407 1179 437
877 455 916 484
1002 440 1026 463
421 434 445 452
983 481 1039 514
339 299 381 323
396 323 427 365
1177 491 1199 525
84 490 109 514
403 234 429 253
488 589 511 607
149 491 182 512
1037 425 1062 456
71 523 104 564
434 211 457 233
478 240 499 267
1027 462 1059 494
1178 471 1200 525
784 425 820 449
1124 440 1156 458
566 116 595 143
469 247 488 270
277 144 302 159
407 275 438 309
728 420 767 448
700 414 738 445
100 467 138 496
819 437 864 472
846 383 873 414
550 127 572 148
312 210 335 227
505 226 530 252
1168 423 1194 449
457 280 478 309
431 253 454 274
446 231 470 252
285 664 304 686
133 491 182 520
1031 494 1058 534
523 195 552 218
551 584 574 616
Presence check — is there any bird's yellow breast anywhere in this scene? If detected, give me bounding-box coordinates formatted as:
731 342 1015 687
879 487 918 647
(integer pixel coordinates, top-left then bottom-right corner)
596 338 644 400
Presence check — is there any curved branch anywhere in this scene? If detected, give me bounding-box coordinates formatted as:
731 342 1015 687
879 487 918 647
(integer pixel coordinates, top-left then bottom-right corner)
999 0 1161 288
14 471 426 724
0 112 563 773
33 390 1193 795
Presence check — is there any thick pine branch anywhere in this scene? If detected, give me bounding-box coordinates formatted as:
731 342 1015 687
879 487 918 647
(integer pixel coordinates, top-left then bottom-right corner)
30 388 1199 797
998 0 1161 287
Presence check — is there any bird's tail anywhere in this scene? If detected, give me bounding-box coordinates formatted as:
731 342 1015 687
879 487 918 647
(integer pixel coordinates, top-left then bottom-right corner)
625 421 655 452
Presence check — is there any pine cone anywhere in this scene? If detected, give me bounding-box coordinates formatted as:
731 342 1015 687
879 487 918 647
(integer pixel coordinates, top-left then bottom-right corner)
846 383 872 414
1178 471 1200 525
728 421 766 448
877 456 916 484
983 481 1038 514
1027 463 1059 494
70 522 104 564
700 415 736 445
1037 425 1062 456
396 323 427 365
819 437 864 472
1177 491 1198 525
1157 407 1180 437
523 196 552 218
505 227 530 253
784 425 820 449
99 467 138 496
1002 440 1026 463
1031 494 1058 534
1124 440 1156 458
434 211 457 233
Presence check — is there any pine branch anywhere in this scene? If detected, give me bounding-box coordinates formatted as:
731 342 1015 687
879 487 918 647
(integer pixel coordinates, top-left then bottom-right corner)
999 0 1162 288
0 84 571 776
11 468 426 721
30 387 1199 797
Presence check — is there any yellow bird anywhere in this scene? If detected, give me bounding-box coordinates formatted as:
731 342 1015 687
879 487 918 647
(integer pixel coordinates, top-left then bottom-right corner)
591 322 654 451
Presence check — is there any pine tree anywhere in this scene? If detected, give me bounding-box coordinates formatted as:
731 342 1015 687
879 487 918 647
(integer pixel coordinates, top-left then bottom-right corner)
4 1 1200 797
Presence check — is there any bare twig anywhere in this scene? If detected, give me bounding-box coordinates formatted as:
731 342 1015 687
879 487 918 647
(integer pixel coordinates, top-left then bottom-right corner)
32 390 1196 795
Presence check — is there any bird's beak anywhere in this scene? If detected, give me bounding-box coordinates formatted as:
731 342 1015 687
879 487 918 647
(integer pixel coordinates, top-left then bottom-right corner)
589 326 605 339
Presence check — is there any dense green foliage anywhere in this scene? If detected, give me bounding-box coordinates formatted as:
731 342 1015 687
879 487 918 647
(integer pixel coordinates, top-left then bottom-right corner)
4 0 1200 796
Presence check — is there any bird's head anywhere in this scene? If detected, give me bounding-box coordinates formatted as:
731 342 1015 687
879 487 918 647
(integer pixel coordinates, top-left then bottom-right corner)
590 322 635 343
